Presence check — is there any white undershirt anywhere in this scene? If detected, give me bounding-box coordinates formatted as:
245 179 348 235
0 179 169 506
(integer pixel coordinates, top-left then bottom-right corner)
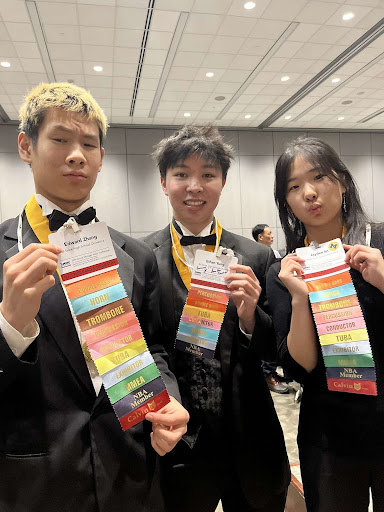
0 195 102 394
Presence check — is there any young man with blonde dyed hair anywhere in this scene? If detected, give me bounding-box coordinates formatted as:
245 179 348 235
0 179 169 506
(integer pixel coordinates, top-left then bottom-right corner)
0 82 188 512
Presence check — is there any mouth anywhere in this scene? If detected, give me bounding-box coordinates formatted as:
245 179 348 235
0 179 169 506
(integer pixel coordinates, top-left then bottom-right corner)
64 172 87 182
309 204 321 214
184 200 205 207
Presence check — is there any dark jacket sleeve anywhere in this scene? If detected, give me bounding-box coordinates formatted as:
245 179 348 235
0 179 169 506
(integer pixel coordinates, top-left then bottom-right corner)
246 247 277 361
0 238 39 393
266 261 310 383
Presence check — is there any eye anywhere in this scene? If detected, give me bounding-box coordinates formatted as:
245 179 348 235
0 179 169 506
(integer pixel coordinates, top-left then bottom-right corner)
314 173 325 180
288 184 299 192
175 172 187 178
203 173 215 178
53 138 65 143
84 143 97 148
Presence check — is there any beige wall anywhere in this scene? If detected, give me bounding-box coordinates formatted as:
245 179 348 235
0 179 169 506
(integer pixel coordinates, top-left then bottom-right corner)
1 125 384 251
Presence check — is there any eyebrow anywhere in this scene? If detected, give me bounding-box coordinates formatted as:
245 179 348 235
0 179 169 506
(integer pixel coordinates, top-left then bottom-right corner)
50 124 99 143
174 163 218 169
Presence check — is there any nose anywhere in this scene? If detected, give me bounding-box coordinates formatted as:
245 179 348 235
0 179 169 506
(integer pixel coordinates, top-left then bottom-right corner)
186 177 203 193
66 144 86 166
303 182 317 201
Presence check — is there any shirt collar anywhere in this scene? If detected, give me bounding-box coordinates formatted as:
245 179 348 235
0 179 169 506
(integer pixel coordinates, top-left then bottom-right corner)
174 220 213 239
35 193 93 217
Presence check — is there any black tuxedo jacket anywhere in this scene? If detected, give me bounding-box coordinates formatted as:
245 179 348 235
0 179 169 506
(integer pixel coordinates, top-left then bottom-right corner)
143 226 290 506
0 214 180 512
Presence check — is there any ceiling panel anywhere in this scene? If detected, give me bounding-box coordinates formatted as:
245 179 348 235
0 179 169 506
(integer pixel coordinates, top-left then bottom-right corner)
0 0 384 129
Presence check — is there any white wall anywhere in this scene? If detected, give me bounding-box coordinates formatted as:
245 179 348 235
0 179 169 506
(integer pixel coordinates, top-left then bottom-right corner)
1 125 383 251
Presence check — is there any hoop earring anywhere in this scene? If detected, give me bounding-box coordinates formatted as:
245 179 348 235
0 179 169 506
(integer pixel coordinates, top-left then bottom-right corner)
342 193 347 213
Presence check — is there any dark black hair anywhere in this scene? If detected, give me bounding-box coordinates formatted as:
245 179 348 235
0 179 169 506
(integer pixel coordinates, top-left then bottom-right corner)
152 125 234 181
252 223 269 241
275 136 369 253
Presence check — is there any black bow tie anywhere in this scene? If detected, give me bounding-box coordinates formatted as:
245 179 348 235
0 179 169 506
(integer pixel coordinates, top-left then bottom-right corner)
180 233 217 246
48 207 96 231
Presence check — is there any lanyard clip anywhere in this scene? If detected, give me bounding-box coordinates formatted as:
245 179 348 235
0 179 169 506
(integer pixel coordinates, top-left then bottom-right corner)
216 246 234 258
63 217 81 233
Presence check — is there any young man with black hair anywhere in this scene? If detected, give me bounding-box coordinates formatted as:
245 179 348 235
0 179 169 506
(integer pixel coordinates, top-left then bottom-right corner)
143 126 290 512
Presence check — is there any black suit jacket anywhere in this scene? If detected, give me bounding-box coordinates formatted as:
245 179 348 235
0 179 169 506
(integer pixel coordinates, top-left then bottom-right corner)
143 226 290 507
0 214 180 512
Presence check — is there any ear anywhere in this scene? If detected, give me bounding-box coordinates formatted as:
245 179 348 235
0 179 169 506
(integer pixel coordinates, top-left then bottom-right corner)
98 147 105 173
18 132 33 164
222 177 226 188
258 234 263 242
160 176 168 196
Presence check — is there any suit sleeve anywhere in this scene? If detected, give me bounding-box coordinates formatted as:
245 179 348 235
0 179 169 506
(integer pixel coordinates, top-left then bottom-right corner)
266 262 310 383
245 247 276 360
137 246 181 402
0 249 39 393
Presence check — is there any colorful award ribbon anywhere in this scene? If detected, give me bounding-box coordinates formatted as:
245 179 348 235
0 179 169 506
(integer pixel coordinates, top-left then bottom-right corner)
296 238 377 396
174 245 237 359
24 195 169 430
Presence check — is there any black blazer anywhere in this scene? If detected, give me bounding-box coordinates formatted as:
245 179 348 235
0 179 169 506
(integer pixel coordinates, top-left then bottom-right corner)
143 226 290 507
0 214 180 512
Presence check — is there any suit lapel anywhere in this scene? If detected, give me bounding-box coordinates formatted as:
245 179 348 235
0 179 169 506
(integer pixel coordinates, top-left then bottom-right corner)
110 230 134 300
152 227 178 337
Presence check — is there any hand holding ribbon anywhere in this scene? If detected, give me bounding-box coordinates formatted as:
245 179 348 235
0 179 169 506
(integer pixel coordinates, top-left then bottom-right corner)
344 244 384 293
0 243 62 333
278 253 309 300
224 264 261 334
146 396 189 456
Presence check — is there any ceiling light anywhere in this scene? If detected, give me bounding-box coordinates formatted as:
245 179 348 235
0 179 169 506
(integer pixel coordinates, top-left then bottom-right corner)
0 61 11 68
281 75 290 82
215 96 225 101
342 100 352 105
259 17 384 128
93 65 103 72
184 112 191 117
244 2 256 9
284 115 292 120
244 114 251 119
206 72 214 78
331 77 340 83
343 12 355 21
338 116 345 120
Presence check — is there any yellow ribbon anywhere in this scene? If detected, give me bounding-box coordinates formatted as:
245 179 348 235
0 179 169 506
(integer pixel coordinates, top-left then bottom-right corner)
171 219 223 290
25 195 53 244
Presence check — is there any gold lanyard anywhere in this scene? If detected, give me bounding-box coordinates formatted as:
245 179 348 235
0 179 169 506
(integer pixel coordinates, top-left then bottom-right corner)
170 219 223 290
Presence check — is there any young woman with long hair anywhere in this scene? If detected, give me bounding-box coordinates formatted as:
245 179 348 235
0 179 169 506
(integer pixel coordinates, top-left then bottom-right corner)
267 136 384 512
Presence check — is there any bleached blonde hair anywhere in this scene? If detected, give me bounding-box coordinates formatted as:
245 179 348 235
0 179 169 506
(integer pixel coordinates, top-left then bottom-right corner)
19 82 108 145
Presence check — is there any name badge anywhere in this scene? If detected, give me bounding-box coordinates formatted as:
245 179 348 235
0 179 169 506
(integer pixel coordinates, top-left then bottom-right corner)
49 221 118 284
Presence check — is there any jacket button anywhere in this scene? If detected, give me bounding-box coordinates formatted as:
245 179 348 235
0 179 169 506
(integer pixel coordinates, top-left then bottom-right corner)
201 387 208 400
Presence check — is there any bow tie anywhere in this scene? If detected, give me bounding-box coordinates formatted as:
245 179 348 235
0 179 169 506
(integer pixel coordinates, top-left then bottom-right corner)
48 207 96 231
180 233 217 246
